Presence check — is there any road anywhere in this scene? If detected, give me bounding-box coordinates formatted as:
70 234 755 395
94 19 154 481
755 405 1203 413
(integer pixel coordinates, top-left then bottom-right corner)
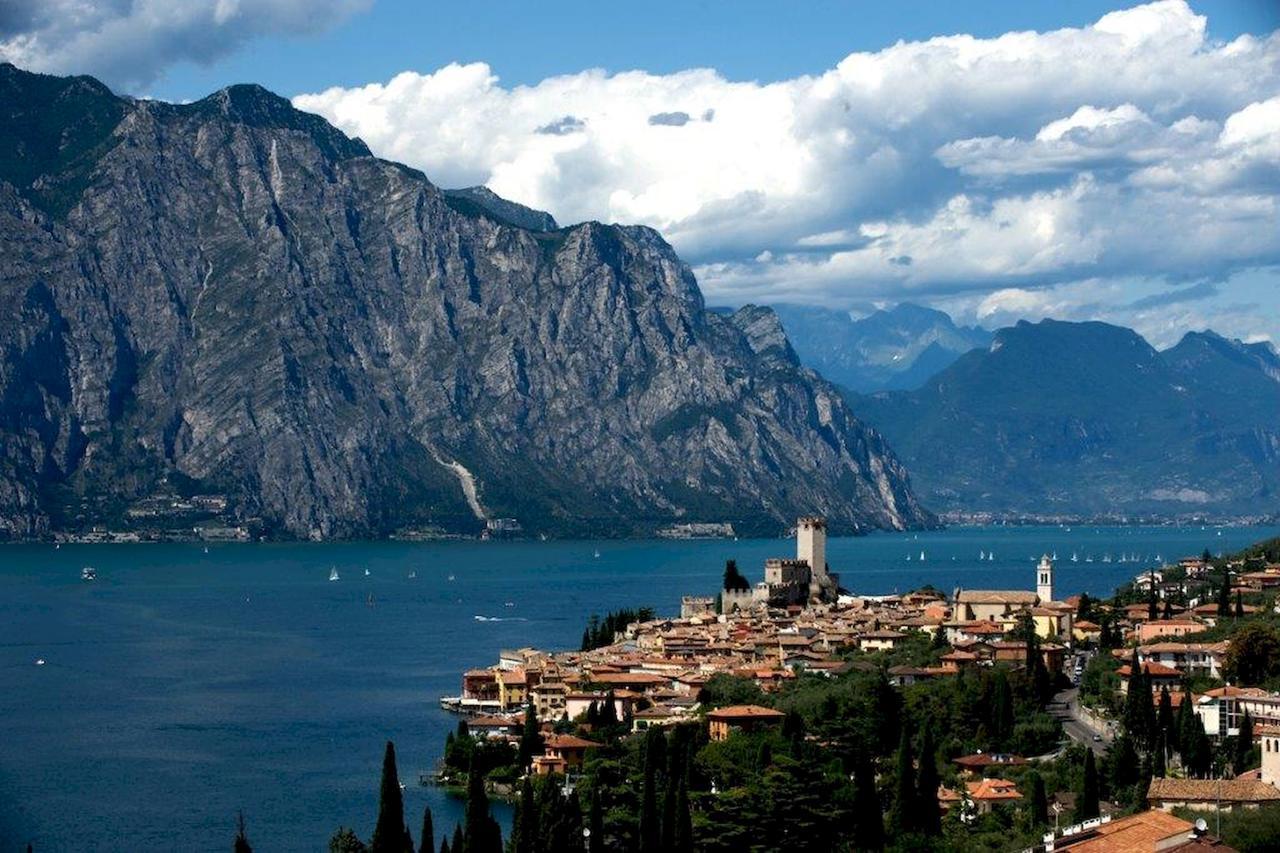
1050 686 1114 756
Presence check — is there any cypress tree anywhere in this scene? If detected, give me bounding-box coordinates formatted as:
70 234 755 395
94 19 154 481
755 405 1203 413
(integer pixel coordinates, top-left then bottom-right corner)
661 765 678 852
1152 731 1167 778
1162 599 1173 620
450 824 463 853
916 725 941 837
1157 687 1174 745
1076 750 1100 822
439 837 449 853
600 690 619 728
639 729 661 853
1235 709 1254 775
1123 650 1148 745
234 811 253 853
518 705 542 770
673 776 694 853
513 777 536 853
1028 772 1048 826
889 726 917 836
1076 593 1092 621
1217 572 1231 617
588 789 604 853
371 741 408 853
463 755 495 853
992 670 1014 748
418 807 434 853
1235 591 1245 619
852 751 884 851
1147 582 1158 621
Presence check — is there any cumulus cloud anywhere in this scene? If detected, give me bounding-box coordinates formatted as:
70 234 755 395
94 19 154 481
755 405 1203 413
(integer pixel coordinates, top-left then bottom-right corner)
293 2 1280 343
0 0 370 90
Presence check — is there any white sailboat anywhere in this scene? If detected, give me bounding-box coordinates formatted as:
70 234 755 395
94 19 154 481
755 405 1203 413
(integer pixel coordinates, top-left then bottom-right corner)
979 550 986 560
329 567 340 582
364 568 371 577
1071 552 1078 562
919 550 926 561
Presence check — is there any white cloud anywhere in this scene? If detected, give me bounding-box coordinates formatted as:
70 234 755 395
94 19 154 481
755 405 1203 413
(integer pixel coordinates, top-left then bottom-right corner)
292 2 1280 337
0 0 369 90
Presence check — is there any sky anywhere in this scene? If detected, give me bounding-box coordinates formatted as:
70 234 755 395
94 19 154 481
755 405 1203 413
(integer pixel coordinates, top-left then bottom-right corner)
2 1 1279 347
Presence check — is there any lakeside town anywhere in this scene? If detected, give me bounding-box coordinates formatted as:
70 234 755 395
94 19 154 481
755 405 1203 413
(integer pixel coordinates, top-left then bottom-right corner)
421 517 1280 853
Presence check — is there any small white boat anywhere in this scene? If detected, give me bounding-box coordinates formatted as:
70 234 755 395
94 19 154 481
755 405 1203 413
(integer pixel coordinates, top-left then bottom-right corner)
408 571 417 579
364 568 370 577
906 554 912 561
979 550 986 560
593 550 601 559
1071 552 1078 562
35 658 45 666
919 550 926 561
329 567 340 582
448 574 456 582
988 552 995 561
80 567 97 582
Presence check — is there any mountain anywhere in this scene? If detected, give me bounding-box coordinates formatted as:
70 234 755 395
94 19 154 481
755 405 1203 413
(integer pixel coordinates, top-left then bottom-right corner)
853 319 1280 518
0 64 930 540
768 303 992 393
442 185 558 232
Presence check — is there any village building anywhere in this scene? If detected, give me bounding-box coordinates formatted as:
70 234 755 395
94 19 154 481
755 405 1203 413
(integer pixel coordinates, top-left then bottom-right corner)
532 734 600 776
706 705 786 742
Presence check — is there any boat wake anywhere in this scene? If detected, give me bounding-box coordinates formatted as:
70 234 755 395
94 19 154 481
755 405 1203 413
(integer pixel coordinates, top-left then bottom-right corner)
474 615 529 623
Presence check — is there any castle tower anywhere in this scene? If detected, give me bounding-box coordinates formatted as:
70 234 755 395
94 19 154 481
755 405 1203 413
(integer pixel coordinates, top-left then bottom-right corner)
1262 726 1280 787
797 516 828 598
1036 554 1054 603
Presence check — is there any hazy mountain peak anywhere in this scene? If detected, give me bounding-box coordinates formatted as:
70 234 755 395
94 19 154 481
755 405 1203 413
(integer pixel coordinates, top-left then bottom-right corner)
769 302 991 393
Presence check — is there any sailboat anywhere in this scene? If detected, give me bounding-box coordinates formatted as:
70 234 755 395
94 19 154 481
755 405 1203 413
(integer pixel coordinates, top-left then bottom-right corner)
988 552 995 561
1051 551 1057 561
408 570 417 579
1085 555 1094 563
979 550 986 560
906 553 912 561
593 549 601 559
364 568 371 577
919 550 926 561
329 567 340 582
1071 552 1078 563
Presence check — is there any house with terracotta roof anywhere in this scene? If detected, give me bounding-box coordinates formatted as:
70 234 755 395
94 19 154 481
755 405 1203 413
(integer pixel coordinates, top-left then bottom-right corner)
706 705 785 741
1046 811 1232 853
955 590 1039 622
938 777 1022 816
858 629 906 652
951 752 1027 776
1136 641 1228 681
1117 661 1183 695
1147 776 1280 811
532 734 600 776
1136 619 1208 643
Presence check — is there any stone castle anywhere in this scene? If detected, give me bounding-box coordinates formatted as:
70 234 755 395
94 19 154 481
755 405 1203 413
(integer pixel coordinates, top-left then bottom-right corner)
718 516 840 613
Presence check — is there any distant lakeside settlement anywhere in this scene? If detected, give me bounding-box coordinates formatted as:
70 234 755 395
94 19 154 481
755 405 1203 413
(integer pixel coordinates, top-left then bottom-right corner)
292 517 1280 853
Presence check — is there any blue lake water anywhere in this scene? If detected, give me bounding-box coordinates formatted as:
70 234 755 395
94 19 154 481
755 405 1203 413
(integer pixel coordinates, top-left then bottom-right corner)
2 524 1276 852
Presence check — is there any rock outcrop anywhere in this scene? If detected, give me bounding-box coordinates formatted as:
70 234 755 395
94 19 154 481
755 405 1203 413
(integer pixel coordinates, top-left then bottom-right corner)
0 64 931 538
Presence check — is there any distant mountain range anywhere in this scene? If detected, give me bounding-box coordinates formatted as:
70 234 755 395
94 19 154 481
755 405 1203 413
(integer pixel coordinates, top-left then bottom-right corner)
766 303 992 393
0 64 930 540
851 319 1280 518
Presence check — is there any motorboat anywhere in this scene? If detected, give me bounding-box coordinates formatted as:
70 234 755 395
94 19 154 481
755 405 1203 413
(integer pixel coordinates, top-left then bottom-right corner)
80 567 97 582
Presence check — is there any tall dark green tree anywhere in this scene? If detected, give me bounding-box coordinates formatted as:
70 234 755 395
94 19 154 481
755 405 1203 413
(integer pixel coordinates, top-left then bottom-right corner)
450 824 463 853
888 726 917 836
1076 593 1093 622
518 705 542 770
1076 750 1100 822
991 670 1015 748
1217 571 1232 617
1152 731 1166 778
418 807 434 853
234 811 253 853
1147 581 1158 620
851 751 884 851
1028 772 1048 827
1157 687 1174 746
587 789 604 853
462 756 500 853
371 742 410 853
916 725 941 837
673 776 694 853
330 828 368 853
639 728 662 853
1235 591 1245 619
512 777 536 853
1235 709 1255 776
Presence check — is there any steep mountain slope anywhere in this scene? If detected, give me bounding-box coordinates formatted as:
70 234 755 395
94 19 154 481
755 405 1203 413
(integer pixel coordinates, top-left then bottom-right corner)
0 64 930 539
853 320 1280 517
769 303 992 393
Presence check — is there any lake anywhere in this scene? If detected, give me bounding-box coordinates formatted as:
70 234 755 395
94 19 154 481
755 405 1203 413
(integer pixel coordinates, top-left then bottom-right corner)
2 524 1275 851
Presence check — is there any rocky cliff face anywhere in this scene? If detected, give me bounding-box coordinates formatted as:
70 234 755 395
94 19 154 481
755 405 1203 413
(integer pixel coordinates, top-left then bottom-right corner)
0 64 931 539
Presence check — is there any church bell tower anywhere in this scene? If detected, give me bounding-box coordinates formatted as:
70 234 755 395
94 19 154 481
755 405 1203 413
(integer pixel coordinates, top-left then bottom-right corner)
1036 554 1054 603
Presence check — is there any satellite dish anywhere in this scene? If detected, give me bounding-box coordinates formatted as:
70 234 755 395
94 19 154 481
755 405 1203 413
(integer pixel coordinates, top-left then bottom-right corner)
1194 818 1208 833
